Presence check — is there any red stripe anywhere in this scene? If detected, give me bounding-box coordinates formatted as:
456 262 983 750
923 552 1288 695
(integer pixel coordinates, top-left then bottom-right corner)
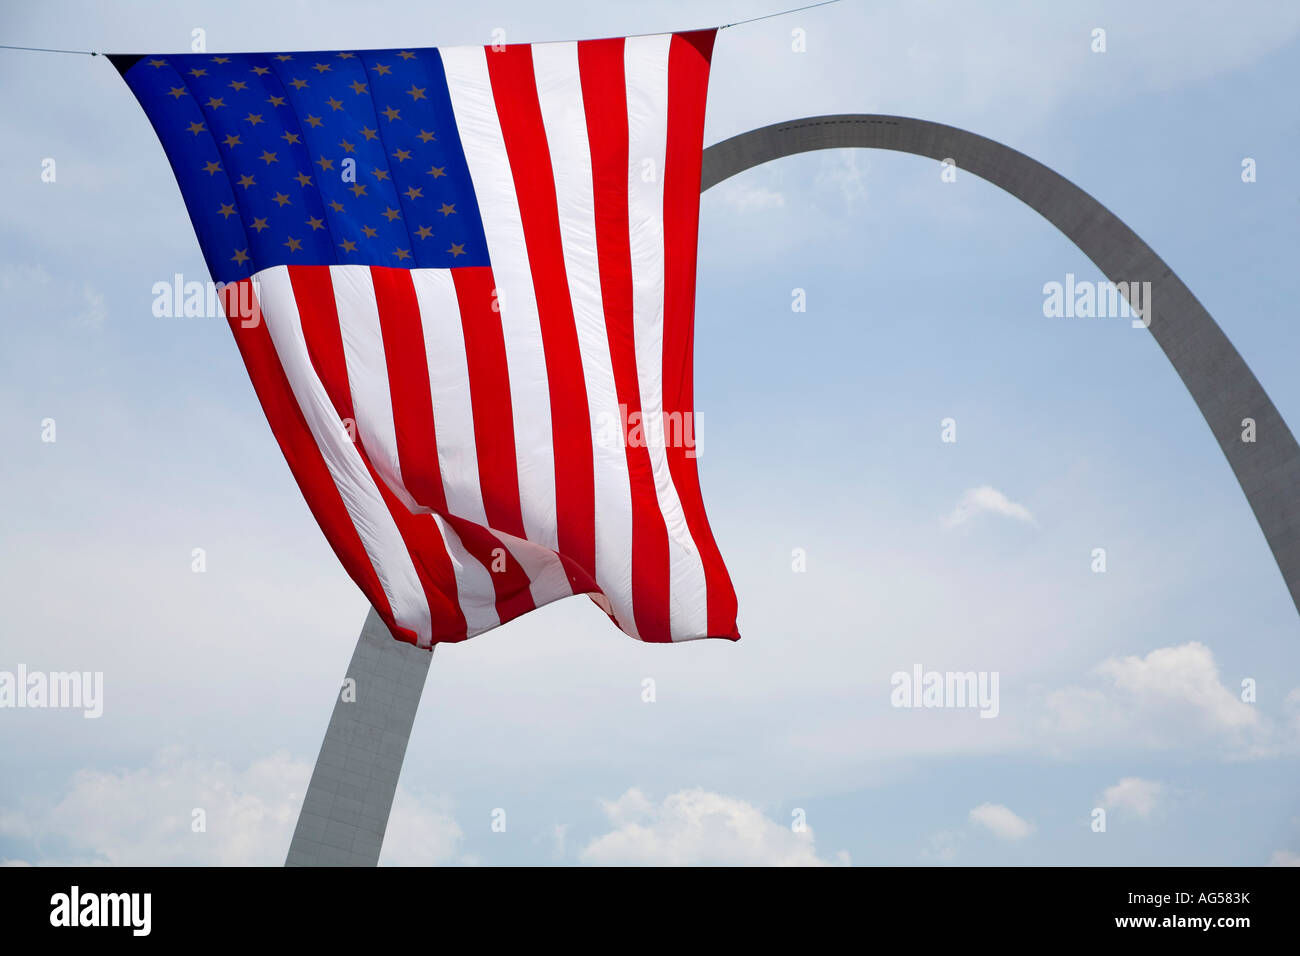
369 266 449 515
219 278 420 647
660 31 739 641
365 265 537 626
442 515 537 625
286 265 468 643
577 37 673 642
485 45 599 597
449 267 596 614
450 266 528 541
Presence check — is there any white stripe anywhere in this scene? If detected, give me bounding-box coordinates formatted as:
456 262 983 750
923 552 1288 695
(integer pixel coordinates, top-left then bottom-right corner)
408 268 525 633
624 35 709 640
441 46 562 568
409 266 563 622
532 41 639 638
329 264 506 636
329 266 418 512
434 513 501 635
490 527 578 609
409 268 490 527
253 265 433 647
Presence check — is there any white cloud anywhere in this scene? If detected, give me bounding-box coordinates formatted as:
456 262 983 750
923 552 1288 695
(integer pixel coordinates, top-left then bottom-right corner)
76 286 107 328
944 485 1035 528
0 262 51 290
579 788 847 866
0 748 306 865
1098 777 1163 819
1041 643 1278 757
1284 688 1300 737
719 182 786 212
550 823 569 861
815 152 868 209
382 787 465 867
1097 644 1256 731
969 802 1034 840
921 829 961 862
0 748 463 866
1270 850 1300 866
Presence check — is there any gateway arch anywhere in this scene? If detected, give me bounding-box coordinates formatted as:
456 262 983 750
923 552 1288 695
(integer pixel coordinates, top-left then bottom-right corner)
702 115 1300 617
285 114 1300 866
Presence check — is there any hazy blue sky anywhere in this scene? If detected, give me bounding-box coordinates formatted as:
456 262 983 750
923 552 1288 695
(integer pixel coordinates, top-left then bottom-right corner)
2 0 1299 865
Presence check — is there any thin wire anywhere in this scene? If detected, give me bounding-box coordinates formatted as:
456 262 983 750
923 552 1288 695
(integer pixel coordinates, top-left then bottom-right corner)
722 0 844 29
0 43 97 55
0 1 844 58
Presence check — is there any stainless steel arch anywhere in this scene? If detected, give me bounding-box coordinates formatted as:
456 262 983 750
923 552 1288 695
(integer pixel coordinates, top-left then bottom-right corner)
702 114 1300 620
288 113 1300 867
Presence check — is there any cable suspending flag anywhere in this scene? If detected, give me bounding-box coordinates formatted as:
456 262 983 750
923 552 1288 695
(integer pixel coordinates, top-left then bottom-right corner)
113 31 739 648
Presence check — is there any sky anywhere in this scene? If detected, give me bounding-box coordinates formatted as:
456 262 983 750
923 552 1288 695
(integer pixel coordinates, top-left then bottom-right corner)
2 0 1300 866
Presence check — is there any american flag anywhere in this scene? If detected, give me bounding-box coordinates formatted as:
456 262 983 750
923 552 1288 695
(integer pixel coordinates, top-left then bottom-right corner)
113 31 739 648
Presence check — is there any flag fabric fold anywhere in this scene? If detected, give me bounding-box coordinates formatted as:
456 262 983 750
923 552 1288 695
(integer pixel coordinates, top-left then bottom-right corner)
115 31 739 648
